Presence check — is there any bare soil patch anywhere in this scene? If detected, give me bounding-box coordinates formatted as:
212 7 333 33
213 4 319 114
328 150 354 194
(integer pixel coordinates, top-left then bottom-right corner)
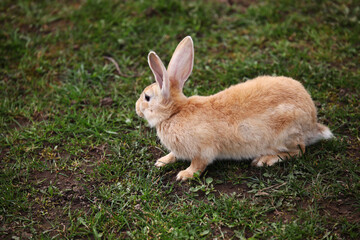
212 225 236 239
0 148 10 166
1 168 98 239
41 18 73 34
9 115 31 129
214 181 250 196
216 0 256 7
32 111 50 122
321 199 360 223
346 134 360 162
1 142 108 238
27 169 96 238
148 146 165 160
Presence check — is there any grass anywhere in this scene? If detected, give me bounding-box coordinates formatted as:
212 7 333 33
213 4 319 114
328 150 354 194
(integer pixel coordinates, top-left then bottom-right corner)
1 0 359 239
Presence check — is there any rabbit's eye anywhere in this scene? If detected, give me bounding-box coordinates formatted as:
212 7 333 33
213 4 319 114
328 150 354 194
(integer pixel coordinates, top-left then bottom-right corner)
144 94 150 102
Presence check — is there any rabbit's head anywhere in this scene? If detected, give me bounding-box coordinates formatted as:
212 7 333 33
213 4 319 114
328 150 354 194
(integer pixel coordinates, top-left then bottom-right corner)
136 36 194 127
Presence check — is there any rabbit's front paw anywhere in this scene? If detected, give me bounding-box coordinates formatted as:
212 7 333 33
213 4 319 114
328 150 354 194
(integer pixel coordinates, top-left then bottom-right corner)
155 160 166 167
155 152 176 168
176 169 194 181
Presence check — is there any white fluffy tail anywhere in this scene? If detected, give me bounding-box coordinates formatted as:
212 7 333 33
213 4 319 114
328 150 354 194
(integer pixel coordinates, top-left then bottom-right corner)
306 123 334 145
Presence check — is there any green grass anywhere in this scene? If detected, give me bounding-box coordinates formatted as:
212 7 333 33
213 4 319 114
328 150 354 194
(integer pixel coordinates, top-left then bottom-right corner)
1 0 359 239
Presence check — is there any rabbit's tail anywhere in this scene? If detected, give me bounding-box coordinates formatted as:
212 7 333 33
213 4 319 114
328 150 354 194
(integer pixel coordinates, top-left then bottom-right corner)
306 123 333 146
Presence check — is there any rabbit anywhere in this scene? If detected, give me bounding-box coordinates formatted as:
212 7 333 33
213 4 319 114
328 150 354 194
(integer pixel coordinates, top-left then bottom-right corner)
135 36 333 181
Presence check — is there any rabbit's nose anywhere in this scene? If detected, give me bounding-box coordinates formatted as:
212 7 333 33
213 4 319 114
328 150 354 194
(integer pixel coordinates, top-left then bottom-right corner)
135 100 144 118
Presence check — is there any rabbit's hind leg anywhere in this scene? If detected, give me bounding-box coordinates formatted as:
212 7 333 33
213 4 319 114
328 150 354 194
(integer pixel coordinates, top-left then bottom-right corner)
251 143 305 167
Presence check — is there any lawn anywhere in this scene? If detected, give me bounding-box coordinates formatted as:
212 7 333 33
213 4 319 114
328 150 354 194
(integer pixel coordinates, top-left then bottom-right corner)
1 0 359 239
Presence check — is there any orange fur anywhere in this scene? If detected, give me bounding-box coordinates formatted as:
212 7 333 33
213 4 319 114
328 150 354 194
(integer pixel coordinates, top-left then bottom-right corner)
135 36 333 181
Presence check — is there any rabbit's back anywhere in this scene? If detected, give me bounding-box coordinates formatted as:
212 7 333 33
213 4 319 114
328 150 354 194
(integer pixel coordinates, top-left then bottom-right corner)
211 76 316 122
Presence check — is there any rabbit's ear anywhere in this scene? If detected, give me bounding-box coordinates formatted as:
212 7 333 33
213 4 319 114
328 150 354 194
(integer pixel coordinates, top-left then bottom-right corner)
148 51 170 98
167 36 194 91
